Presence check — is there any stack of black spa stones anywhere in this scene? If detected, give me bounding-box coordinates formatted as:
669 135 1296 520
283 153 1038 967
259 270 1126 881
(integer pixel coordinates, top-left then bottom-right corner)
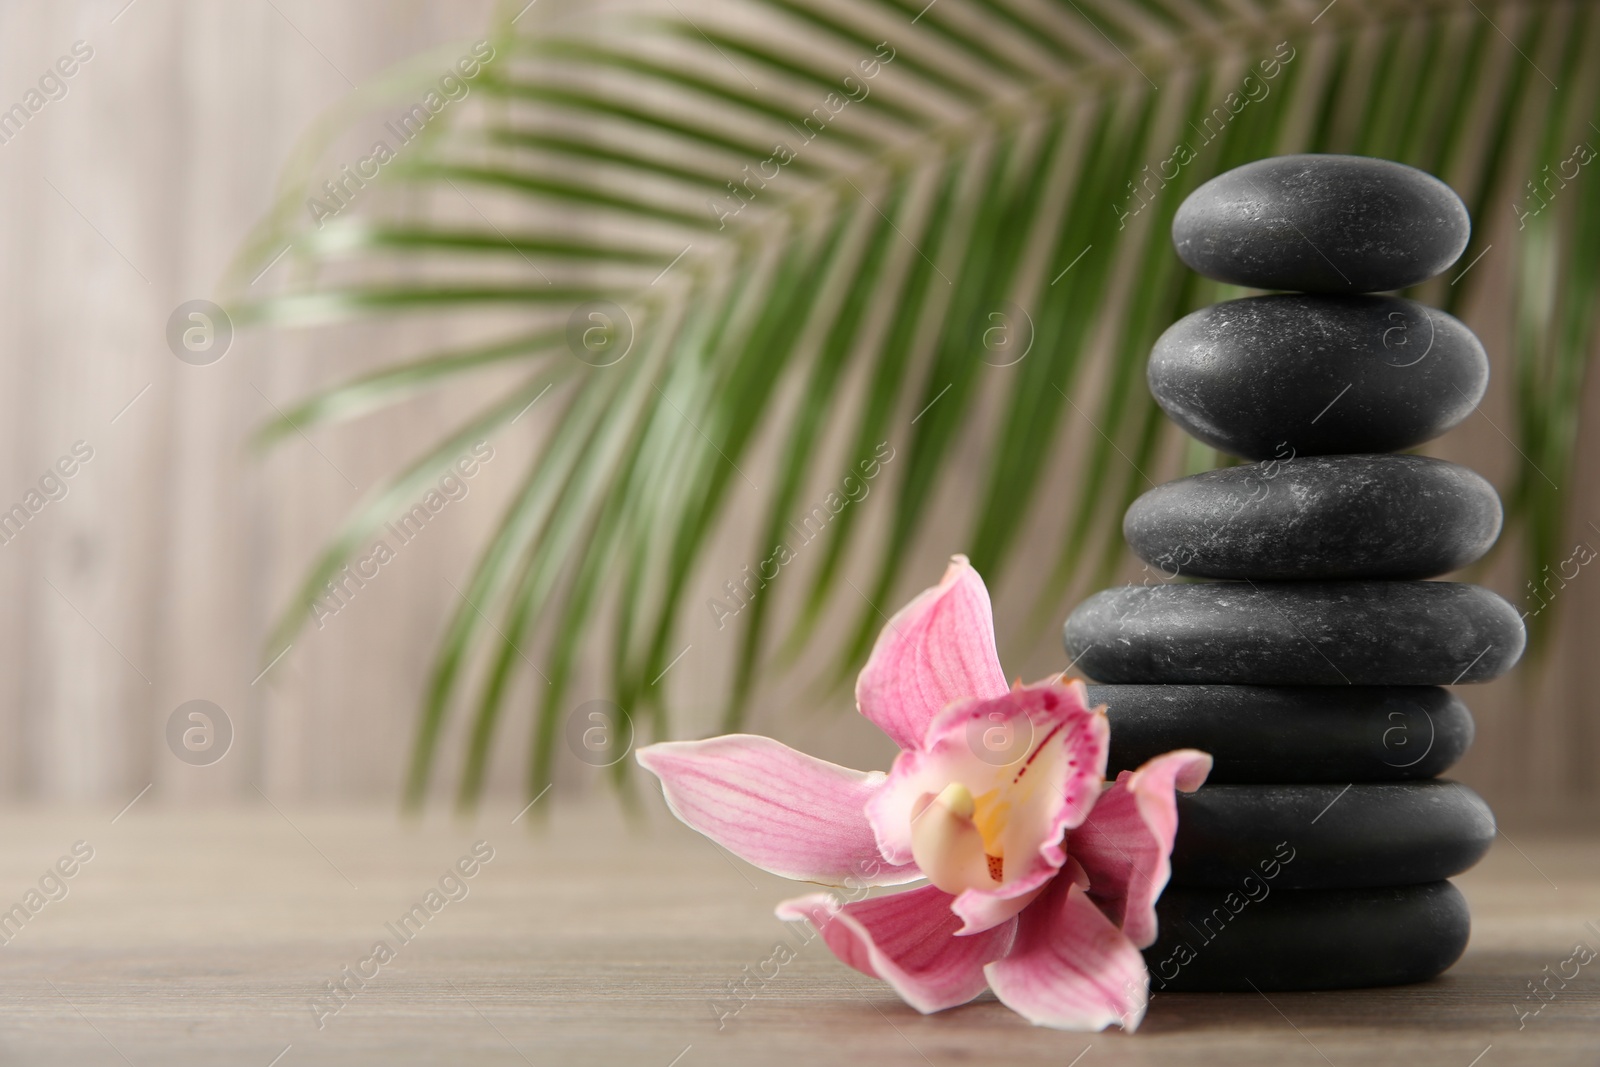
1064 155 1524 992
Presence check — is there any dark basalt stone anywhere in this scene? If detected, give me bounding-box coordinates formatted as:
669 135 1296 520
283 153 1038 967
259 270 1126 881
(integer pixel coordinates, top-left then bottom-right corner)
1063 580 1524 685
1093 684 1472 782
1145 881 1470 991
1171 155 1471 293
1123 454 1503 580
1147 294 1488 459
1167 780 1494 889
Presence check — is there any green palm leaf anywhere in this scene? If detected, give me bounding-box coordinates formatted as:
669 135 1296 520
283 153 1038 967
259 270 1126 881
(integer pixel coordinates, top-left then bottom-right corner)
225 0 1600 809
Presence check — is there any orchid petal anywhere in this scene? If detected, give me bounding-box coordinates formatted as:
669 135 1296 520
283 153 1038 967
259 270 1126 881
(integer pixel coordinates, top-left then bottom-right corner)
949 879 1048 937
776 885 1017 1013
855 555 1008 752
867 681 1108 934
984 875 1150 1031
637 735 921 887
1070 749 1213 948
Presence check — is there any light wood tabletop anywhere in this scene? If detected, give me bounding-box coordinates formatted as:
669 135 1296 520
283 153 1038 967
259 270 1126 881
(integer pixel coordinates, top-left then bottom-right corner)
0 798 1594 1066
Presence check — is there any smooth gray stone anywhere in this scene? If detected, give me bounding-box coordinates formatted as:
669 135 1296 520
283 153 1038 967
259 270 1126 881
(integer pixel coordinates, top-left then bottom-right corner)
1168 781 1494 889
1123 455 1503 580
1063 581 1524 685
1145 881 1470 991
1092 684 1472 782
1147 294 1488 459
1172 154 1470 293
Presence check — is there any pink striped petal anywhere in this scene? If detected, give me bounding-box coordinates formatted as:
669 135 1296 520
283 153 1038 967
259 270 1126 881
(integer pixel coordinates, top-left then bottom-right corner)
776 885 1017 1013
985 874 1150 1031
950 879 1047 936
637 735 920 887
1069 749 1212 949
855 556 1009 752
867 681 1108 935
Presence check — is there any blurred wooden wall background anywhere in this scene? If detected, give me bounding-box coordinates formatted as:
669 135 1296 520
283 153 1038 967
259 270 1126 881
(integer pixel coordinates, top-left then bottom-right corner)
0 0 1594 821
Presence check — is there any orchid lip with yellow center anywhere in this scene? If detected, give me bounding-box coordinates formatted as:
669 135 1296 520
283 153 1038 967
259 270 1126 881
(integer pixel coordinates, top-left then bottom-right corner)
910 782 1006 894
865 682 1113 942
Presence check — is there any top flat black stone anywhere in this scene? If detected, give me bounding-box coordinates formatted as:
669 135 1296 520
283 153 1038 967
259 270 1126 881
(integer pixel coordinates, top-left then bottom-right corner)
1172 155 1470 293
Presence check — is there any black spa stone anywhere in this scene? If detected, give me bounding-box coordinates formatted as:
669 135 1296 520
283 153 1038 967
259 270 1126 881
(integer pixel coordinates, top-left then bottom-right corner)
1122 454 1503 580
1147 294 1488 459
1167 781 1494 889
1171 155 1470 293
1145 881 1470 992
1092 684 1472 782
1063 580 1524 685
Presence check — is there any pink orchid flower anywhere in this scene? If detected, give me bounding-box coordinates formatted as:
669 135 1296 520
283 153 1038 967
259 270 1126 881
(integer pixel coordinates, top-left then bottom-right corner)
637 555 1210 1030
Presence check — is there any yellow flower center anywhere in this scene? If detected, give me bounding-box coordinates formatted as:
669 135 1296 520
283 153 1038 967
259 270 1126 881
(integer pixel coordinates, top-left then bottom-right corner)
910 782 1006 894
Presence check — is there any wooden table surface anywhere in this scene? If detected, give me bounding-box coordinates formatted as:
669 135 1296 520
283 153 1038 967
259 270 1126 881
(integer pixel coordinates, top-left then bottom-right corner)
0 798 1594 1066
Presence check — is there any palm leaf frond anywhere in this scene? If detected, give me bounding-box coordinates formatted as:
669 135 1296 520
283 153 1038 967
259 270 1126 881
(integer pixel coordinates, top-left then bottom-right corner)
226 0 1600 809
